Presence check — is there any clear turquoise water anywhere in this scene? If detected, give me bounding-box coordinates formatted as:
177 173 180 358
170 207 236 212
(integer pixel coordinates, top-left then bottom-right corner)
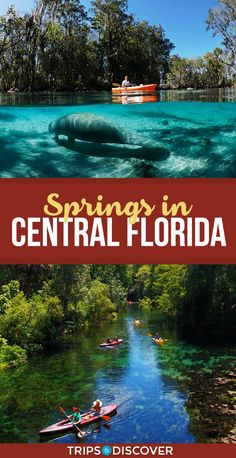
1 90 236 178
0 308 235 444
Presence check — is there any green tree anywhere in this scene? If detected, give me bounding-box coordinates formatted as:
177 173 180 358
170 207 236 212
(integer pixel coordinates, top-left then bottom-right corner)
124 21 174 84
165 50 229 89
77 279 116 323
91 0 133 84
0 280 20 314
149 265 187 315
40 0 90 89
0 336 27 369
207 0 236 69
204 48 226 87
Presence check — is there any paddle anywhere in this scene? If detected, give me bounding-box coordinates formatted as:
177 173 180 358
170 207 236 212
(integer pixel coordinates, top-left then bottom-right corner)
112 83 121 87
58 406 86 438
103 423 111 430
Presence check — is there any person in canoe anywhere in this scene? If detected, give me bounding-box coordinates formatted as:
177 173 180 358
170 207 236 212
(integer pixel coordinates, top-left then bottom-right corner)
134 320 141 326
7 86 19 93
91 399 103 414
154 332 162 341
71 407 88 438
106 338 113 344
72 407 82 424
122 76 131 88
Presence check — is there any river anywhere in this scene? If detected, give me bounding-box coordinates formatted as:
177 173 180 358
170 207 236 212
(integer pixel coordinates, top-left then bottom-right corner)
0 307 235 444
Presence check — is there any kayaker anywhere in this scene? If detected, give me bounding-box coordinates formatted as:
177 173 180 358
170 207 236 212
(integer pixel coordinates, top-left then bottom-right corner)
7 86 19 93
122 76 131 88
154 332 161 340
106 338 112 344
91 399 103 414
72 407 82 424
71 408 87 438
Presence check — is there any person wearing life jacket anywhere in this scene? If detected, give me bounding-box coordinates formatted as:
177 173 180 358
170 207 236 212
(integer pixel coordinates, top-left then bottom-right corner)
72 407 82 424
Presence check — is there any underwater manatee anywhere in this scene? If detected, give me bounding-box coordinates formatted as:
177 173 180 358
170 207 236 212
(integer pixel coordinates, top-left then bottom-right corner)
49 113 170 162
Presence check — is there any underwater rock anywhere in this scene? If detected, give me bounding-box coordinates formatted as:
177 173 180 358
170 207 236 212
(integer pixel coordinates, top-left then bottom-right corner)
49 113 170 162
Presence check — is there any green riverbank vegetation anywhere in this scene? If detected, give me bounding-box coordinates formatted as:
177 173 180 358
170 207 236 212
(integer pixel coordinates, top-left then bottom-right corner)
0 265 128 368
0 0 173 92
130 265 236 344
0 264 236 369
0 0 235 91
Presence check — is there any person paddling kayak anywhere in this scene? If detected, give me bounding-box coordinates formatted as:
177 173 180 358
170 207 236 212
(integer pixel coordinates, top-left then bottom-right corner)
134 320 141 326
122 76 131 88
91 399 103 414
89 400 103 418
72 407 82 424
154 332 161 341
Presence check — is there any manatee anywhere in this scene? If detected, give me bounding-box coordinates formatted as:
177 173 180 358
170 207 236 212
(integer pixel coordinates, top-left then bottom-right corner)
49 113 170 162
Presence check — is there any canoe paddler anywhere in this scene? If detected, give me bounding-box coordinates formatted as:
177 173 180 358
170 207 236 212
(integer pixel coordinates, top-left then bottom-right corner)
122 76 131 88
154 332 161 341
71 407 86 438
91 399 103 414
72 407 82 424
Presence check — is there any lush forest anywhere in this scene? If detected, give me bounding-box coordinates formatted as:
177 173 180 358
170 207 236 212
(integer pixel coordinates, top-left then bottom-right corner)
0 0 173 91
0 0 235 91
0 264 235 369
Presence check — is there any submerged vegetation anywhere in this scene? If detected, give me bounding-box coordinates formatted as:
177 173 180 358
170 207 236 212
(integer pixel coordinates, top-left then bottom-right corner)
0 0 236 91
0 264 236 368
157 342 236 443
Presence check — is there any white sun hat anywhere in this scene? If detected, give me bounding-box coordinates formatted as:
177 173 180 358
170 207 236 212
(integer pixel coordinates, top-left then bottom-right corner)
92 399 103 408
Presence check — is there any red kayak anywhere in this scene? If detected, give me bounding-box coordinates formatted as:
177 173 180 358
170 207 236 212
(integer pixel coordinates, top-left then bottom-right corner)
112 84 157 94
39 404 117 436
100 339 123 348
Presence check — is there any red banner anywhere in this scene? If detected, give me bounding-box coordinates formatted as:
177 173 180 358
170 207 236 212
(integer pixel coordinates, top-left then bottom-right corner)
0 178 236 264
0 444 235 458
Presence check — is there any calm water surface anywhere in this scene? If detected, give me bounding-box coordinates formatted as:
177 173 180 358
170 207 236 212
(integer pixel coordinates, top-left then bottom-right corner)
0 308 235 444
0 89 236 178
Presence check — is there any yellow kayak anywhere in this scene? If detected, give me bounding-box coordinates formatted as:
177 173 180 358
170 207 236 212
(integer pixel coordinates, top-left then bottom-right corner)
153 338 165 345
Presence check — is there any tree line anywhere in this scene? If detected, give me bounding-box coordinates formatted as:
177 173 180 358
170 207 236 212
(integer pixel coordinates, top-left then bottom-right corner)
0 264 236 369
164 49 235 89
0 264 129 368
0 0 173 91
131 265 236 344
0 0 236 91
165 0 236 89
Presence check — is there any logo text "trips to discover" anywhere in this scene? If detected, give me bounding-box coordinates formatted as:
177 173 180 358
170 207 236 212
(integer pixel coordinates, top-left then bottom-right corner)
67 445 174 456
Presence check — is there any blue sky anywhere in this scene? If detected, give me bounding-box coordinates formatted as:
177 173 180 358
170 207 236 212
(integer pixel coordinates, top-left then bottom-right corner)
0 0 221 57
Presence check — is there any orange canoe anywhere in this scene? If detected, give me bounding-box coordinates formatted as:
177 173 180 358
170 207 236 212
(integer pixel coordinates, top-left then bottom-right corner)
112 84 157 94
